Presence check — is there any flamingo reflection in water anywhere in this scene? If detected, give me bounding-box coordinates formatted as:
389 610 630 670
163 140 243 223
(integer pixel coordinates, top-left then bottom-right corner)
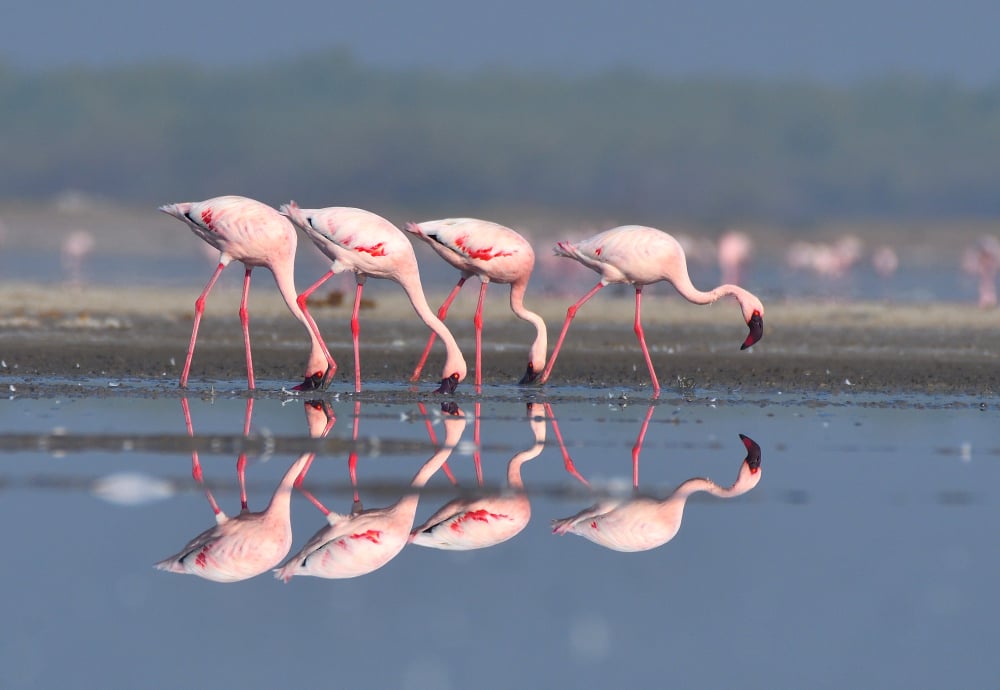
275 402 467 581
409 402 546 550
547 403 762 552
155 399 335 582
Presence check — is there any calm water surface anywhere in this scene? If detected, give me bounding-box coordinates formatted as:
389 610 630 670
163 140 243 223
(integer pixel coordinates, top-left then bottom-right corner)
0 383 996 689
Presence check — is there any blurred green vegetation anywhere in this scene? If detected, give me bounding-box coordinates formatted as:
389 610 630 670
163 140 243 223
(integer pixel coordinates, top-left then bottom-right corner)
2 51 999 222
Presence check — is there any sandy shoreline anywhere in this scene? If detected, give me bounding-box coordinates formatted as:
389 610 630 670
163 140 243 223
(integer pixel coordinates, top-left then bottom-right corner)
1 282 999 396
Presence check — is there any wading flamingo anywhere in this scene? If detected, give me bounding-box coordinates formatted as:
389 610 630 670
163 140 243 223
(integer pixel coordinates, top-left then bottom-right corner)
551 432 762 552
409 402 546 550
155 400 335 582
280 202 467 394
158 195 334 391
405 218 547 388
539 226 764 397
274 402 467 581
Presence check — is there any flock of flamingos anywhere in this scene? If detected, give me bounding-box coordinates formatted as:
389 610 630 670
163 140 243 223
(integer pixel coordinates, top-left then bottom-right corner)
147 193 771 583
157 194 766 398
155 397 762 583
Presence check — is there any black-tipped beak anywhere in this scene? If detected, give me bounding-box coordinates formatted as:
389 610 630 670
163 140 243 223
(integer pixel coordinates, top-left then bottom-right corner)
441 401 461 416
518 362 540 385
739 433 762 471
434 373 461 394
741 311 764 350
292 367 331 392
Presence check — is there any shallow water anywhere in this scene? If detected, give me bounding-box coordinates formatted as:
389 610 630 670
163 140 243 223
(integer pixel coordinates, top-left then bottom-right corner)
0 381 996 689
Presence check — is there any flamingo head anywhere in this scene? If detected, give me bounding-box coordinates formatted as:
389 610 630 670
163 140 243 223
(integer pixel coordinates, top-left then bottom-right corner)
435 372 463 394
741 309 764 350
739 433 762 472
292 366 333 392
434 354 467 394
518 360 540 385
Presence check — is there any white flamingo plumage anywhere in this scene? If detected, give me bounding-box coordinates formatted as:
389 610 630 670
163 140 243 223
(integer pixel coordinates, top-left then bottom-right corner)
405 218 547 388
409 402 546 550
158 195 334 391
280 202 467 394
540 225 765 397
551 434 762 552
274 402 467 581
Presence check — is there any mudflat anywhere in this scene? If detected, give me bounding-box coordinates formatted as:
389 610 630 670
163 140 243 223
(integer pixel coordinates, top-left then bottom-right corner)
1 282 997 397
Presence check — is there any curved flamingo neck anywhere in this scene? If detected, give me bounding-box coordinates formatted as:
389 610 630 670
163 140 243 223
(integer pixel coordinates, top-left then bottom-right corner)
395 419 465 515
397 271 467 379
269 261 330 372
509 280 548 367
263 452 315 515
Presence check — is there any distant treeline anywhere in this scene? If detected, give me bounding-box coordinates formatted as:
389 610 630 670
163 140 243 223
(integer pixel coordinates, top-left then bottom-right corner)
2 51 999 221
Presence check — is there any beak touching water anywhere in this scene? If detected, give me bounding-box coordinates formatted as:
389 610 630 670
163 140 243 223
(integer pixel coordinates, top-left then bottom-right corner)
435 372 461 394
292 367 332 392
741 311 764 350
518 362 539 385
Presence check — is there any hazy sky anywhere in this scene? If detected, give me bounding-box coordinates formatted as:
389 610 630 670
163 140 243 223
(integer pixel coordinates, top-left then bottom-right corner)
3 0 999 83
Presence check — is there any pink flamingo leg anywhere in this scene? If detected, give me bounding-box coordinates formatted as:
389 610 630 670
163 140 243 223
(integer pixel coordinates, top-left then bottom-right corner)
410 277 467 382
544 403 590 487
350 282 364 393
349 400 361 506
633 287 661 398
180 397 224 517
539 281 605 385
473 281 489 391
239 267 256 390
293 400 344 514
296 270 338 381
236 397 254 511
631 404 656 488
473 401 484 486
181 262 226 388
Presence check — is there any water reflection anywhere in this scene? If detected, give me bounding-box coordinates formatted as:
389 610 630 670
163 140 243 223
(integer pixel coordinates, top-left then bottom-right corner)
155 399 335 582
275 402 466 581
548 403 763 552
409 402 546 550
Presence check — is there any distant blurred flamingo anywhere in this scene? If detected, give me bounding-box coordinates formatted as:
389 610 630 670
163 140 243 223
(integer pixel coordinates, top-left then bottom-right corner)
871 245 899 279
551 431 762 552
158 195 335 391
281 202 467 393
409 402 546 550
961 235 1000 307
405 218 547 388
155 400 335 582
539 225 764 397
61 229 95 286
717 230 753 285
275 402 467 581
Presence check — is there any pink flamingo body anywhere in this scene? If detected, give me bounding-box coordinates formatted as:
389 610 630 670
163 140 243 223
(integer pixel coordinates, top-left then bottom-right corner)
275 403 467 581
280 203 467 393
405 218 547 387
158 195 334 391
155 450 316 583
552 434 762 552
409 402 546 550
539 225 765 397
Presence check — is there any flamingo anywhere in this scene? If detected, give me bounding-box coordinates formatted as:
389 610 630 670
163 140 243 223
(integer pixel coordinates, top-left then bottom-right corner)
551 433 762 552
717 230 753 285
158 195 335 391
539 226 764 397
274 402 467 581
280 202 467 394
409 402 546 550
155 400 335 582
404 218 547 388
